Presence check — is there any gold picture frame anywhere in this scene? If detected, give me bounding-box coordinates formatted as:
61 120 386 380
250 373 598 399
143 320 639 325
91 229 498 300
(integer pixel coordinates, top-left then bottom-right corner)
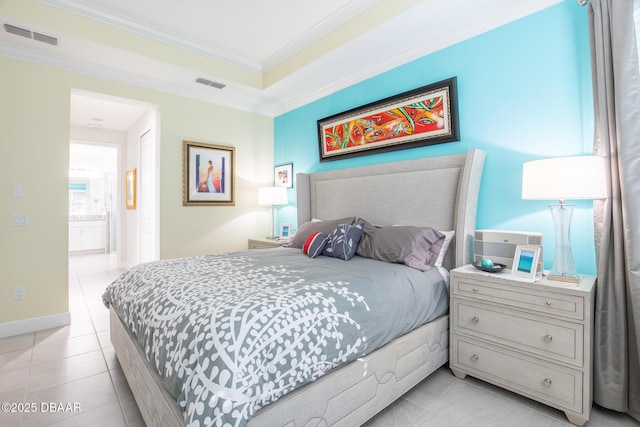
182 141 236 206
125 168 136 210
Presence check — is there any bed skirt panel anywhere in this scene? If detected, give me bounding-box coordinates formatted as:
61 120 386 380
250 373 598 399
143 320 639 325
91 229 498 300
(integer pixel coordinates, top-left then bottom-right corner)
250 314 449 427
110 306 184 427
110 306 448 427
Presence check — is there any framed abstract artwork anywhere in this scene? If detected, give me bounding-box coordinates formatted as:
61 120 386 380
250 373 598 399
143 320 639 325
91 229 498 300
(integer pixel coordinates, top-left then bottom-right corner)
318 77 459 161
182 141 235 206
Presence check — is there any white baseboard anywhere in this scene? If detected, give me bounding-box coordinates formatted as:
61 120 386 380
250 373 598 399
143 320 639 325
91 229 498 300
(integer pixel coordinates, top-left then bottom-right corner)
0 312 71 339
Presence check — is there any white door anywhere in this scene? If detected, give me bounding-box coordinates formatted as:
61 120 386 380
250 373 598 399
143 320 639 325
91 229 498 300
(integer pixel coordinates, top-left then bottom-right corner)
139 129 154 263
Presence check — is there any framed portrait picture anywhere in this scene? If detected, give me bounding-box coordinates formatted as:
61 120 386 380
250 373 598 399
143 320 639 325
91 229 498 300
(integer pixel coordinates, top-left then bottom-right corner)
512 245 541 280
183 141 235 206
279 223 292 239
125 168 136 210
274 163 293 188
318 77 459 161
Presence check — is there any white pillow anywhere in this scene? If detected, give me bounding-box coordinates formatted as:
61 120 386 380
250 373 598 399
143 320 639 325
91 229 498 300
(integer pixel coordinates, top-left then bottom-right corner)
434 230 455 268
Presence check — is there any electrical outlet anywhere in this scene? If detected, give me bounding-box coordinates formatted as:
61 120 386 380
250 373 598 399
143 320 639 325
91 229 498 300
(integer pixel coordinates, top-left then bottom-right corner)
12 184 24 198
11 214 29 226
14 287 25 301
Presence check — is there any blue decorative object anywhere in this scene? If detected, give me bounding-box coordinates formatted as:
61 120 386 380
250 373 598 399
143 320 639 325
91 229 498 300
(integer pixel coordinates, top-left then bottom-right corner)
481 258 494 268
472 261 506 273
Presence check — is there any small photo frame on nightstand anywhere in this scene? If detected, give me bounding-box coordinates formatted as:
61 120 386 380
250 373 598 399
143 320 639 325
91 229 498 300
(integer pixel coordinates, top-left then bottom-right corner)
279 223 292 239
512 245 541 280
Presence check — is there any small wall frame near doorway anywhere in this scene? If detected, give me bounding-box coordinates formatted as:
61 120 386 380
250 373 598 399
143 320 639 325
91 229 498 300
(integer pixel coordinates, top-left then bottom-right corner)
126 168 136 210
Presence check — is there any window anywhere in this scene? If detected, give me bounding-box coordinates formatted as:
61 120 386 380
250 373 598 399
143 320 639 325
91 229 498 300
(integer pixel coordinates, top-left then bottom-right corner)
69 180 89 215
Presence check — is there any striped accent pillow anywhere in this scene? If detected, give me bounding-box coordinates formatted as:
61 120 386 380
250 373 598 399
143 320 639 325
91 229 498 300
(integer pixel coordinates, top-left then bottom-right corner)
302 232 329 258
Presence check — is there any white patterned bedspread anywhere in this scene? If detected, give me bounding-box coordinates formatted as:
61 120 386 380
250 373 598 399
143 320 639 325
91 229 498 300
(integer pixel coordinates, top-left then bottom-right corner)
102 248 448 427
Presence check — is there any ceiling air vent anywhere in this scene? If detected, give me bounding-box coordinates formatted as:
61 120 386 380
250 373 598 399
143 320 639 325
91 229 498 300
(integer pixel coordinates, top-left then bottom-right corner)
33 32 58 46
4 24 31 38
3 23 58 46
195 77 226 90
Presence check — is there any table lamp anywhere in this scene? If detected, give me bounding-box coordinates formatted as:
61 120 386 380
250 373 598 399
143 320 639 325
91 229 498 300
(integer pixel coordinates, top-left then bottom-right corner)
258 186 288 239
522 156 607 282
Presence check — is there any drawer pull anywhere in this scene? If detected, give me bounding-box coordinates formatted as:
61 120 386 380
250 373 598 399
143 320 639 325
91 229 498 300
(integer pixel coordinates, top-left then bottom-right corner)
543 378 552 387
473 287 479 292
472 316 480 323
544 334 553 343
546 301 552 306
471 354 479 362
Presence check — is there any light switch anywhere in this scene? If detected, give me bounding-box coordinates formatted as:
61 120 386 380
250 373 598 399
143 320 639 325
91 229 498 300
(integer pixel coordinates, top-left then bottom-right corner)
12 214 29 226
12 185 24 198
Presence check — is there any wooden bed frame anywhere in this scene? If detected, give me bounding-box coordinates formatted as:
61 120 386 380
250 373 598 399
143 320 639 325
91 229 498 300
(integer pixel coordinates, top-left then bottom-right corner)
110 148 486 426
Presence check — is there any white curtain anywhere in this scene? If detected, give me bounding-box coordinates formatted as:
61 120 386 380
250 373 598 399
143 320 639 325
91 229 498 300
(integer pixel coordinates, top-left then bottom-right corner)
589 0 640 421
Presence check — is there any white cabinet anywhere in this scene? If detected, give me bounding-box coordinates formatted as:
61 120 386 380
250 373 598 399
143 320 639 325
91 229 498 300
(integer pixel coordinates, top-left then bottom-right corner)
69 219 106 252
449 265 595 426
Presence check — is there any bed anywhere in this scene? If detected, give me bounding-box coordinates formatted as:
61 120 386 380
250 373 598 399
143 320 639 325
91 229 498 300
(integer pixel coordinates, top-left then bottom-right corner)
105 148 485 427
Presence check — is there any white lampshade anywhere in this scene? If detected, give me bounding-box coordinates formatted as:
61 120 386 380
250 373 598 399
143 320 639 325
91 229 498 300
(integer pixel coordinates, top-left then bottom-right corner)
522 156 607 201
258 186 288 206
522 155 607 282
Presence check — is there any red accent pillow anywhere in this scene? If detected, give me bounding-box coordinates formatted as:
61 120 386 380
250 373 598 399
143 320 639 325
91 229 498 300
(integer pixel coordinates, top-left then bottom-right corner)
302 232 330 258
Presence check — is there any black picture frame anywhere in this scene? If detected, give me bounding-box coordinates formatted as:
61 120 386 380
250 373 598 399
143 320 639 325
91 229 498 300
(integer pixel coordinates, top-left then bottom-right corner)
317 77 459 162
274 163 293 188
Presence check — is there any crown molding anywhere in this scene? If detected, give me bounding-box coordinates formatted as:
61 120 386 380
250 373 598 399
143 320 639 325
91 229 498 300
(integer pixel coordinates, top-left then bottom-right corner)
40 0 383 75
0 40 274 116
9 0 564 118
269 0 565 116
260 0 379 72
38 0 262 73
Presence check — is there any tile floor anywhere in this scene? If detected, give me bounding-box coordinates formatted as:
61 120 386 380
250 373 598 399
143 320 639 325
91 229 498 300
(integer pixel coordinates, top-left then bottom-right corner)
0 253 142 427
0 253 638 427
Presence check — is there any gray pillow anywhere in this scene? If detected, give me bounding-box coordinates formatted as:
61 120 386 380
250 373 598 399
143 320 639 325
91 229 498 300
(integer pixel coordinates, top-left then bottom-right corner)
356 223 445 271
287 217 356 248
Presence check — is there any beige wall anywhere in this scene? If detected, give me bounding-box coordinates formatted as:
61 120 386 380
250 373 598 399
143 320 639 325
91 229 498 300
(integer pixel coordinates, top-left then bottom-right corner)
0 55 274 325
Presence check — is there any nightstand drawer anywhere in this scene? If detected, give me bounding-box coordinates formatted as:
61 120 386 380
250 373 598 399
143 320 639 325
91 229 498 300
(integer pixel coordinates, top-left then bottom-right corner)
452 336 582 412
453 300 583 366
454 278 584 320
248 239 287 249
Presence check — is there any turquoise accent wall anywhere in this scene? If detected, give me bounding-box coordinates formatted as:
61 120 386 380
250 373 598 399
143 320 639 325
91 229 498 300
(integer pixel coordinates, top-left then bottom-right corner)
274 1 597 275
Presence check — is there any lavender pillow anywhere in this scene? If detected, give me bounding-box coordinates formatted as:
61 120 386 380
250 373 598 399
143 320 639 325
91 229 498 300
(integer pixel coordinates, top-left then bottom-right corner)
356 223 445 271
322 223 364 261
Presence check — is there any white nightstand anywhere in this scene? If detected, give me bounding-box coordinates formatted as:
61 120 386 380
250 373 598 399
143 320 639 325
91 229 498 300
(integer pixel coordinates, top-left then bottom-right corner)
248 238 289 249
449 264 596 426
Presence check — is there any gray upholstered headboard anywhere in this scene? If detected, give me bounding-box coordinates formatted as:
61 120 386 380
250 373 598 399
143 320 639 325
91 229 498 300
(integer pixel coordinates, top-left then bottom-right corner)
296 149 486 269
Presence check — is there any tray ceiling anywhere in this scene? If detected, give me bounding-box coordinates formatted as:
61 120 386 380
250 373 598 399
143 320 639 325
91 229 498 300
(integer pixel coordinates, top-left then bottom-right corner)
1 0 563 121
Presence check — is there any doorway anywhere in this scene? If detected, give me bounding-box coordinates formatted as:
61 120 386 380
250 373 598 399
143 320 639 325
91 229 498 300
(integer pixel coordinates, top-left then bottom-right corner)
69 143 119 255
68 89 160 269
